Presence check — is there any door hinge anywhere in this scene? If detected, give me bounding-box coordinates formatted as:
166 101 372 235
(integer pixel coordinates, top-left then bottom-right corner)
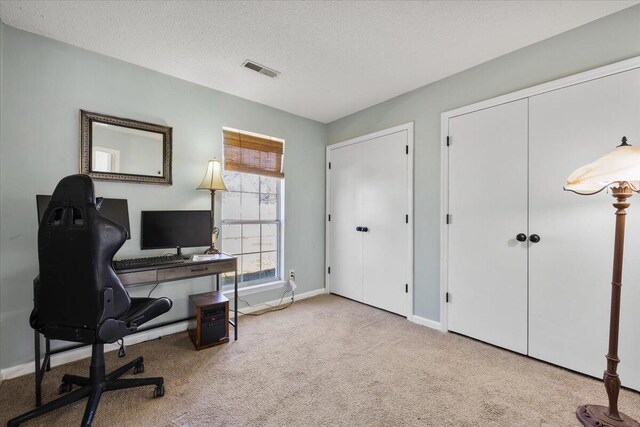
446 214 452 224
328 162 331 170
328 266 331 274
446 292 450 303
406 214 409 224
406 145 409 154
328 214 331 222
405 284 408 293
446 136 451 147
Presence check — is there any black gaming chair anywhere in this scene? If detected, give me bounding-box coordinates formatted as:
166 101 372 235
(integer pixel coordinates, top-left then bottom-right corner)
8 175 172 427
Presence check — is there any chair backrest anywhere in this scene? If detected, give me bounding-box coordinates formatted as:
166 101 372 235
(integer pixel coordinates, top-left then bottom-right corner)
36 174 130 333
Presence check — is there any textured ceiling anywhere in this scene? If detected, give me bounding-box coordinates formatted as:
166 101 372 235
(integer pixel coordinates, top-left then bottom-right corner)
0 1 636 123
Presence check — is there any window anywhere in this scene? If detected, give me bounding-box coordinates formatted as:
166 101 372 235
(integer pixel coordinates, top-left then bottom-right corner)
220 129 284 288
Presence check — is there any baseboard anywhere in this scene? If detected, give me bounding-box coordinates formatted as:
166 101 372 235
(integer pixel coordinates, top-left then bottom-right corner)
0 287 327 381
410 315 443 331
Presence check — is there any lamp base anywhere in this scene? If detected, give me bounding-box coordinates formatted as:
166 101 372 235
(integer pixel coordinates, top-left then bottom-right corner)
577 405 639 427
204 246 221 255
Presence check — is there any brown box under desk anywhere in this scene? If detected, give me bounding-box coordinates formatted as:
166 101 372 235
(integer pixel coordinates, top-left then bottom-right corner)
189 291 230 350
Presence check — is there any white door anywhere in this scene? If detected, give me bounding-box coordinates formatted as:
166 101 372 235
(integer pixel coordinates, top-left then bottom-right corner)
448 99 529 354
362 130 409 315
329 127 411 316
329 142 364 302
529 68 640 390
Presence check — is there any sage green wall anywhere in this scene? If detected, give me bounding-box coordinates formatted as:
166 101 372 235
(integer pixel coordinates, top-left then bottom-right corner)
0 25 327 369
327 5 640 322
2 5 640 371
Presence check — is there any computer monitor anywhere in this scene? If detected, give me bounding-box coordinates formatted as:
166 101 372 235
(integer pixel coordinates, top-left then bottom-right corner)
141 210 211 251
36 195 131 239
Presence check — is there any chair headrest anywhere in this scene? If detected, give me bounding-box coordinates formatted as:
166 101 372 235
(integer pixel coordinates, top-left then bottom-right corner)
50 174 96 207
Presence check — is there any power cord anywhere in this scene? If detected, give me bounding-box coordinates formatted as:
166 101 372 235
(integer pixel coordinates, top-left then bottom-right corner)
147 283 159 298
236 290 294 316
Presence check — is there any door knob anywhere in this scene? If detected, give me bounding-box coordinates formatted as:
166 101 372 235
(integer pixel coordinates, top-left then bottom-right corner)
516 233 527 242
361 227 369 232
529 234 541 243
356 226 363 232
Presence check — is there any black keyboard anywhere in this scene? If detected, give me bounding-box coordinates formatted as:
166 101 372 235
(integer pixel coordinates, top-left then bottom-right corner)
113 254 185 270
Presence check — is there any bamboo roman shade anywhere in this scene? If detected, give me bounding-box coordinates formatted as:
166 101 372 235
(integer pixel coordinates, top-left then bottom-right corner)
223 130 284 179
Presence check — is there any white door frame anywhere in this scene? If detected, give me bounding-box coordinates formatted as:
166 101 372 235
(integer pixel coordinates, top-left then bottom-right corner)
326 122 414 320
440 55 640 333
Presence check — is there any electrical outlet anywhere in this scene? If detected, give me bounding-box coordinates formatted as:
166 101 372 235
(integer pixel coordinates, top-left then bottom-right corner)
289 269 295 279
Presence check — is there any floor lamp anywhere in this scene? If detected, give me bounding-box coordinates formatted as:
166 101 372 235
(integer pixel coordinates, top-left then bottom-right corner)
565 137 640 427
197 158 227 254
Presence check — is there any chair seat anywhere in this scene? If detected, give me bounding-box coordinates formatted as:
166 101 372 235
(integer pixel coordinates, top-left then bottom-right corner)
123 297 172 328
95 296 173 343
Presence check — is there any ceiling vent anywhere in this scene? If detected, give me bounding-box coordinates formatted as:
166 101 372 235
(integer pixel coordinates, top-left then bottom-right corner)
242 60 280 78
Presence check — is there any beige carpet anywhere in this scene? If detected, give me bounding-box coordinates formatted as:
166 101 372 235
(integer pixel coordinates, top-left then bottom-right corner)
1 294 639 426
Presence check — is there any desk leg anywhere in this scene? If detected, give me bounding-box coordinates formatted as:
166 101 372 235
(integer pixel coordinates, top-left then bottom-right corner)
45 338 51 371
234 265 238 340
34 330 42 407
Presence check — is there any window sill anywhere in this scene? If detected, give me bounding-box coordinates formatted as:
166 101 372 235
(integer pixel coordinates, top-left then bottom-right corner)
221 280 286 298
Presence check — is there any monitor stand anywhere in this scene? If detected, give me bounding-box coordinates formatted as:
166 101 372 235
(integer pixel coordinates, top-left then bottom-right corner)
176 247 191 259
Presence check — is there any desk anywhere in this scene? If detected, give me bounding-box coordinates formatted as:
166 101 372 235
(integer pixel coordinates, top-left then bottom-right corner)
33 254 238 407
116 253 238 341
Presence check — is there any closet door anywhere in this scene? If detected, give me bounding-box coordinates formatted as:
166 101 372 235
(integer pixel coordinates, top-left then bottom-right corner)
362 130 409 315
448 99 529 354
329 142 364 301
529 68 640 390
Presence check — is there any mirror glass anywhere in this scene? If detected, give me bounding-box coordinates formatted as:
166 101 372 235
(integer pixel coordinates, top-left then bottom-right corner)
80 110 172 185
91 123 164 176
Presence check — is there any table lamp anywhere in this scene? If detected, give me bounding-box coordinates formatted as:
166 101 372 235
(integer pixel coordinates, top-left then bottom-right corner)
565 136 640 427
197 158 227 254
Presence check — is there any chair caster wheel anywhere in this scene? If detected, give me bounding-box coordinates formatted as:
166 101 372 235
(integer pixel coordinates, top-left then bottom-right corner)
133 363 145 374
58 383 72 394
153 384 165 398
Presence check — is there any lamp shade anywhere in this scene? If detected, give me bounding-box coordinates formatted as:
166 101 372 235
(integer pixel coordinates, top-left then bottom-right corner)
564 137 640 195
197 159 227 191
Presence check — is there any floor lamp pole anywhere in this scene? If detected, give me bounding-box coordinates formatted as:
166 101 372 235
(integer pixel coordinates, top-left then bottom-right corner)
205 189 221 254
577 184 639 427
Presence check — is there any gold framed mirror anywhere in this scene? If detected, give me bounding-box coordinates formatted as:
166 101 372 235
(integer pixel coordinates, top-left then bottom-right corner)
80 110 172 185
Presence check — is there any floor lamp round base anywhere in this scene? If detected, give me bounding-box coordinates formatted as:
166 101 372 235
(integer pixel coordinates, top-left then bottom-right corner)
577 405 640 427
